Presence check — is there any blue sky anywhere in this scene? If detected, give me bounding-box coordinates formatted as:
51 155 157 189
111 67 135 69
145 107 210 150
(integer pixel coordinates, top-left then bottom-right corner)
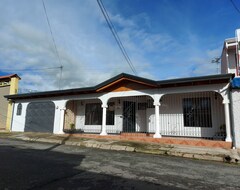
0 0 239 91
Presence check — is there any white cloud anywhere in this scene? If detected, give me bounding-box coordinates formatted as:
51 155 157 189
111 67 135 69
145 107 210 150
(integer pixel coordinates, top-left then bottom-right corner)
0 0 225 93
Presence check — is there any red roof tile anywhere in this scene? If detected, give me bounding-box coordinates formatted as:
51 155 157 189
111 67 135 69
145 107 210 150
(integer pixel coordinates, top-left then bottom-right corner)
0 74 21 80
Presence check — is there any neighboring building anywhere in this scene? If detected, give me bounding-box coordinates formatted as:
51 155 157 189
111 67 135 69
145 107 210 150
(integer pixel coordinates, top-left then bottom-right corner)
221 38 239 75
221 36 240 150
0 74 20 130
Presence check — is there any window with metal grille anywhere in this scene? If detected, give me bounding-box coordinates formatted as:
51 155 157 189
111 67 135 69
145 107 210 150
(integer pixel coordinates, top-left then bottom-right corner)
106 102 115 125
183 97 212 127
85 103 114 125
16 103 22 116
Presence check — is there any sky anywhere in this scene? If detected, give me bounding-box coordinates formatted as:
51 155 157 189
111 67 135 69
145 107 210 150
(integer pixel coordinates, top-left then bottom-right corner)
0 0 240 92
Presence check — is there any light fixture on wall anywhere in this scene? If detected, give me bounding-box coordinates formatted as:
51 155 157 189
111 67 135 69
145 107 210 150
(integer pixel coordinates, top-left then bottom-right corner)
109 105 115 111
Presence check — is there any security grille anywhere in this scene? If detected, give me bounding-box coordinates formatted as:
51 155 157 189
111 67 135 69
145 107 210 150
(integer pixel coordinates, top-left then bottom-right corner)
66 92 226 139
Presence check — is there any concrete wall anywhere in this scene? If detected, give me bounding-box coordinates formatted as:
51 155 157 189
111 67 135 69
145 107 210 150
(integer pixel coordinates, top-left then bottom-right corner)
0 86 10 129
230 90 240 148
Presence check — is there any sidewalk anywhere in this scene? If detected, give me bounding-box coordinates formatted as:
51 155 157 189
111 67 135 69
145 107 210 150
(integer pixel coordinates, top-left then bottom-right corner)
0 132 239 164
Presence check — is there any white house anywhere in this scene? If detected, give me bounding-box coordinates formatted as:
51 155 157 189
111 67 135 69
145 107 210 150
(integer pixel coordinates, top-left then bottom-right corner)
5 72 235 147
6 33 240 149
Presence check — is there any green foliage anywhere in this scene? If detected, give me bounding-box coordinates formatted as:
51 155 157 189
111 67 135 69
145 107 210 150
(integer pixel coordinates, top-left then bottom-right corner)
70 123 75 131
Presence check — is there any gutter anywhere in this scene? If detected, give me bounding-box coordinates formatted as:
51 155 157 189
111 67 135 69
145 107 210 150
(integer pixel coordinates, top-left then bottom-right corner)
10 101 15 131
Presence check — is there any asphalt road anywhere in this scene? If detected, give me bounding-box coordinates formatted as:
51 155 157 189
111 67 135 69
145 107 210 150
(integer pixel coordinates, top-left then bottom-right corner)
0 139 240 190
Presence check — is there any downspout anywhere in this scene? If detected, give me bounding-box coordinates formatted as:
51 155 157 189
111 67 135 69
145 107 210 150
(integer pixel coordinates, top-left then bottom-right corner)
229 84 236 149
10 100 15 131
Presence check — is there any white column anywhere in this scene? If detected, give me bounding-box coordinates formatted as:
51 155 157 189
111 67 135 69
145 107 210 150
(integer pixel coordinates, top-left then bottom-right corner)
100 104 108 136
153 101 161 138
59 107 66 134
53 100 67 134
223 98 232 142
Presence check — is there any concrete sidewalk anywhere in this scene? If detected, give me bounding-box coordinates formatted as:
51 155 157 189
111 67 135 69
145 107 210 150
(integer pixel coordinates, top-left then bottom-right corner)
0 132 240 164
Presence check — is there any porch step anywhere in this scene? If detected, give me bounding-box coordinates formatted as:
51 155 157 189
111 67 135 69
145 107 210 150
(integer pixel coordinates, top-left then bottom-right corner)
120 133 153 137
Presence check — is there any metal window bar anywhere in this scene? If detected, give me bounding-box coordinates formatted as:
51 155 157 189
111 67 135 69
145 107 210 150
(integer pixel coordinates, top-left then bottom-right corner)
64 92 225 140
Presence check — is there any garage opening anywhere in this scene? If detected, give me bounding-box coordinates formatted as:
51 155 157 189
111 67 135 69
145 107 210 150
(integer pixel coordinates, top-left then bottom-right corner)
24 101 55 133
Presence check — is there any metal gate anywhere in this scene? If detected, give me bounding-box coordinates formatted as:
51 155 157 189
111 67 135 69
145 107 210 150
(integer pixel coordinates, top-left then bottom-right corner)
123 101 136 132
24 101 55 133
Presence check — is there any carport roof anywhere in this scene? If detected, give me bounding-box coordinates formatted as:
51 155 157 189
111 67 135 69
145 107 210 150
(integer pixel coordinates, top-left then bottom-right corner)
5 72 234 100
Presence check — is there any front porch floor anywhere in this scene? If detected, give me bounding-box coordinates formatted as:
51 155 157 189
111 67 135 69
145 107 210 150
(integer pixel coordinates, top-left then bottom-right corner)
71 133 232 149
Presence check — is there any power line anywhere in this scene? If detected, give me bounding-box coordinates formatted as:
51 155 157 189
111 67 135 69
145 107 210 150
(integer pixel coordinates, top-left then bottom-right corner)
230 0 240 14
96 0 137 75
42 0 63 89
0 66 63 72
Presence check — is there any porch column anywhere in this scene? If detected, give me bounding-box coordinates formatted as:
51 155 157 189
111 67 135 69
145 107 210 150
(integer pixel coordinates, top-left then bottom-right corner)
59 107 66 134
153 101 161 138
223 98 232 142
100 104 108 136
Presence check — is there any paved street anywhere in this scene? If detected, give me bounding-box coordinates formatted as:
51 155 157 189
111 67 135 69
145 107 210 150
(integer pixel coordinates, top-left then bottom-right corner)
0 139 240 190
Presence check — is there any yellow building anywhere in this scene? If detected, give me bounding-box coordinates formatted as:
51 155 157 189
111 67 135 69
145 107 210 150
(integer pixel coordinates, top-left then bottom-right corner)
0 74 20 131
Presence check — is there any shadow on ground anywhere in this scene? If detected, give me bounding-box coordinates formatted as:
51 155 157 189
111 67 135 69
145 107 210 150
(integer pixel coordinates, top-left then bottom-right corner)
44 134 73 151
0 143 181 190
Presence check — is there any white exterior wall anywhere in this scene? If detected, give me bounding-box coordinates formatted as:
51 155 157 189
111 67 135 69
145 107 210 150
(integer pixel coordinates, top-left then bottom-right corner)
221 48 228 74
75 97 149 133
221 45 237 75
228 49 237 74
231 90 240 148
75 99 120 133
75 100 102 133
147 93 225 137
114 101 123 133
10 82 231 137
11 99 67 134
11 101 28 132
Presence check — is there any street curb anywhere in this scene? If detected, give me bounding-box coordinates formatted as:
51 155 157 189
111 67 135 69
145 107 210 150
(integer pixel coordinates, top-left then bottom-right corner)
3 134 240 164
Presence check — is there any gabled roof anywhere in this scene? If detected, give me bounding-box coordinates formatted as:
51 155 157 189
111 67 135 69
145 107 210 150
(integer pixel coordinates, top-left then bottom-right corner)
95 73 157 92
5 72 234 100
0 74 21 81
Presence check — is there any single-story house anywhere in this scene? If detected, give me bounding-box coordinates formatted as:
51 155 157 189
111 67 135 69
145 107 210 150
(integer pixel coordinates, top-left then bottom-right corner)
5 72 239 148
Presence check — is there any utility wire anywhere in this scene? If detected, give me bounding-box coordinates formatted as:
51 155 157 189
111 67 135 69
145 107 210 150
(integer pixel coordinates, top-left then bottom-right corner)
96 0 137 75
42 0 63 89
230 0 240 14
0 66 63 72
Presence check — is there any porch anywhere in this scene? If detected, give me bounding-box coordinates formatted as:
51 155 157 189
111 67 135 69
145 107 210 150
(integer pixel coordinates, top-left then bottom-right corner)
63 91 230 145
